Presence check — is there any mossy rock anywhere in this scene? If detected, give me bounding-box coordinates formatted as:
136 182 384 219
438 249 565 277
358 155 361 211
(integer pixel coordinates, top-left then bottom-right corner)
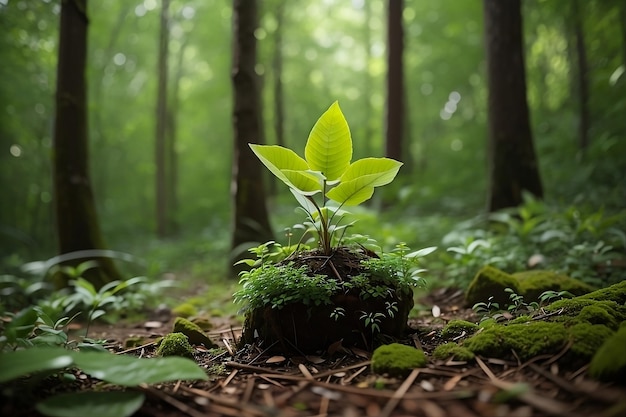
156 332 195 359
578 279 626 304
513 270 594 301
465 266 520 307
463 321 569 360
432 342 475 361
173 317 217 348
371 343 427 377
546 299 626 330
567 323 615 359
589 325 626 382
441 320 479 339
172 303 198 318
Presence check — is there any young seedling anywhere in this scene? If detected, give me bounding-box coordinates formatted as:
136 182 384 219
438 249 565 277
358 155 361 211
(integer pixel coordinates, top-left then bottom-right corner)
250 101 402 255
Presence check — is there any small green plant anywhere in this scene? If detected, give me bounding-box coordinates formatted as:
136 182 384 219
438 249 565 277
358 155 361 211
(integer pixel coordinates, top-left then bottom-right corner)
330 306 345 321
249 101 402 255
359 311 386 335
473 289 575 322
62 275 147 337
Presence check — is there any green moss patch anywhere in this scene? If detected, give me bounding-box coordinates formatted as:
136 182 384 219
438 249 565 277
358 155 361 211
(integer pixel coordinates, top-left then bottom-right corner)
441 320 479 339
432 342 475 361
371 343 427 377
173 317 217 348
156 333 195 359
465 266 520 306
513 270 594 300
567 323 614 359
589 326 626 382
463 321 568 360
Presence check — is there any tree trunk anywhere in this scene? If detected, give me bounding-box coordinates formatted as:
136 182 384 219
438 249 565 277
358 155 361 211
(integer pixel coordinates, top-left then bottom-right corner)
484 0 543 212
155 0 171 237
362 0 374 156
572 0 590 152
231 0 274 274
52 0 121 289
270 0 286 195
385 0 405 163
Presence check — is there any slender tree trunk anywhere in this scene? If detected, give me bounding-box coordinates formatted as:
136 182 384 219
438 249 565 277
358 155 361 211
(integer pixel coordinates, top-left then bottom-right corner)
272 0 285 150
270 0 286 196
620 2 626 67
165 36 189 237
362 0 374 156
385 0 405 162
155 0 170 237
53 0 121 288
483 0 543 211
231 0 274 274
572 0 590 152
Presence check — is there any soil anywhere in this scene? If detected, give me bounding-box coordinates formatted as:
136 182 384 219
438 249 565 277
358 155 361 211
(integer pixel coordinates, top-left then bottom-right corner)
2 286 625 417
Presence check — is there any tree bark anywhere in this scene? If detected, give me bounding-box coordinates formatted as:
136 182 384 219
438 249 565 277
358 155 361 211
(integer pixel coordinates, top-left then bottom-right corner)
155 0 171 237
484 0 543 212
52 0 121 288
572 0 590 151
385 0 405 163
231 0 274 273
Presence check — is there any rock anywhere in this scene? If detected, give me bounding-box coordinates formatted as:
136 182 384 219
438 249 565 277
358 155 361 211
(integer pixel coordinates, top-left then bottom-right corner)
432 342 475 361
589 324 626 382
371 343 427 377
513 270 594 301
173 317 217 348
465 266 520 307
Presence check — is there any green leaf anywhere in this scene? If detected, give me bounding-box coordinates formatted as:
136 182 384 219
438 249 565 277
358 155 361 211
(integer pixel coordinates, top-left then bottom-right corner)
339 157 403 186
326 158 402 206
249 144 322 193
0 347 73 383
305 101 352 181
73 351 208 386
36 391 145 417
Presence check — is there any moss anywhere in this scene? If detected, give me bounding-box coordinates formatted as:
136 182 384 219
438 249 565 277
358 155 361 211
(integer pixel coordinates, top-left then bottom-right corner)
577 305 620 330
371 343 427 377
463 321 568 360
578 279 626 304
478 318 498 328
173 317 217 348
123 336 146 349
156 333 195 359
567 323 614 359
465 266 521 307
190 317 214 331
513 270 594 300
172 303 198 318
547 298 626 330
441 320 479 339
510 315 532 324
432 342 475 361
589 325 626 382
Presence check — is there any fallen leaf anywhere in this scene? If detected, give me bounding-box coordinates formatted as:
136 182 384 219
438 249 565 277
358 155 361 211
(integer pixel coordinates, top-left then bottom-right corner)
265 356 286 364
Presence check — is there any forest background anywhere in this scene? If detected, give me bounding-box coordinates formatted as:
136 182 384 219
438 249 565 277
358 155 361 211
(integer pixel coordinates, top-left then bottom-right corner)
0 0 625 293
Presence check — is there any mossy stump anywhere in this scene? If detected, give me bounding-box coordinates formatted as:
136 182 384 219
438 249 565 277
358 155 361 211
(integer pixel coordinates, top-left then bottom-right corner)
241 288 413 353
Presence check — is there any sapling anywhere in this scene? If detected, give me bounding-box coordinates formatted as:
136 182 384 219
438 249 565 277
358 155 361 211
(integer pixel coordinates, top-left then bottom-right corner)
250 101 402 255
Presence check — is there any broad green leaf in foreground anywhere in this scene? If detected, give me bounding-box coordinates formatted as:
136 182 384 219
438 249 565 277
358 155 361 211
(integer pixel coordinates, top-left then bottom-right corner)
36 391 145 417
73 351 208 386
0 347 73 383
0 347 208 386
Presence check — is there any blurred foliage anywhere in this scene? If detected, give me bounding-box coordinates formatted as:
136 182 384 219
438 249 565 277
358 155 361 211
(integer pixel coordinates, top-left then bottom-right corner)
0 0 624 290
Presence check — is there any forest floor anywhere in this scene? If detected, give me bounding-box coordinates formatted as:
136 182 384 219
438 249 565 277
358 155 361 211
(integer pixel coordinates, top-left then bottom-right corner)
6 287 626 417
